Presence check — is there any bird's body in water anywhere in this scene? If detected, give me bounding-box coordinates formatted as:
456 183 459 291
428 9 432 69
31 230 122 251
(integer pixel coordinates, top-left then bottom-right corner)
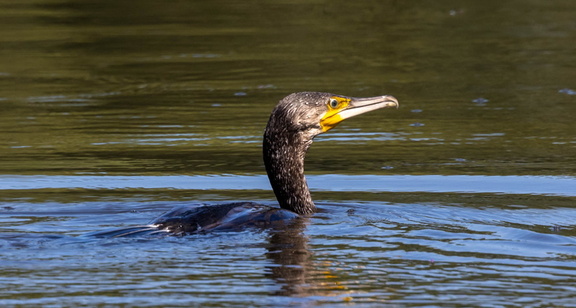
91 92 398 237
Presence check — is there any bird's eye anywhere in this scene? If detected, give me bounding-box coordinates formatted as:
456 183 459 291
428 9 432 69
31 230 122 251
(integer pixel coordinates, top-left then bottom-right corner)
329 98 339 108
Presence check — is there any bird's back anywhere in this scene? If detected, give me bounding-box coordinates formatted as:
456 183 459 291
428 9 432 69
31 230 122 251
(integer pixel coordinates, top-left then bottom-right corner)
87 202 300 237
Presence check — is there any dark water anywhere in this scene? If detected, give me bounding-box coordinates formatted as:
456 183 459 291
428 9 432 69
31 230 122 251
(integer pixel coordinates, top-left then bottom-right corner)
1 0 576 306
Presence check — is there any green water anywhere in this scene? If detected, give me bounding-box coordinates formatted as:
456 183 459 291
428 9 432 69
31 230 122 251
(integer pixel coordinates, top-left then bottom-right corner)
1 0 575 307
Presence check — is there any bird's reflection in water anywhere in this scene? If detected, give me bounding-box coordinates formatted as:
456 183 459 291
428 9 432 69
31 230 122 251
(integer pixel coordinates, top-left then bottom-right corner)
264 217 352 300
265 217 311 296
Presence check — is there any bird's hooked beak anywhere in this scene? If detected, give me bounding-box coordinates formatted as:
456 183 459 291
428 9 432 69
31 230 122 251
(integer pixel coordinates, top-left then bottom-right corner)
319 95 399 132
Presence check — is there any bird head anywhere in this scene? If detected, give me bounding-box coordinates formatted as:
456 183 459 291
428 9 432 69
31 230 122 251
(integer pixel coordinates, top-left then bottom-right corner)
269 92 398 140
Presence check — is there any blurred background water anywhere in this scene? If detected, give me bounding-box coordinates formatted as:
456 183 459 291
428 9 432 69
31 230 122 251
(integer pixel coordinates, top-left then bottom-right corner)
1 0 575 307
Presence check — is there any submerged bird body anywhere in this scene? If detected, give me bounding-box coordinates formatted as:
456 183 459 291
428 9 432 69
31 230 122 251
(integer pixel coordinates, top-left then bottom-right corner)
151 203 299 235
90 92 397 237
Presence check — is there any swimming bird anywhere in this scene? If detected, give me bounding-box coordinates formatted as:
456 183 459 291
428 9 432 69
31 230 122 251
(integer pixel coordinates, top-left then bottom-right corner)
91 92 398 237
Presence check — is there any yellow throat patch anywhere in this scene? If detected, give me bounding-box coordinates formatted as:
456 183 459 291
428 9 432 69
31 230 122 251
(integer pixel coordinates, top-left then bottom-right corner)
319 96 351 132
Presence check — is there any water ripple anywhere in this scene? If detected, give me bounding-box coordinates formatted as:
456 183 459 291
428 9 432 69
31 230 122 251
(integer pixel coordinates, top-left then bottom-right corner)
1 174 574 197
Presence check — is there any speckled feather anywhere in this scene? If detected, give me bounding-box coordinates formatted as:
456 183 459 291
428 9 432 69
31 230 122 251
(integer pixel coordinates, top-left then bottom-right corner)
263 92 335 215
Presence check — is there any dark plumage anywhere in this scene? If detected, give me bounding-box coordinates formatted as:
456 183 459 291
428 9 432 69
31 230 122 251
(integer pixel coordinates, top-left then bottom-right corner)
89 92 398 237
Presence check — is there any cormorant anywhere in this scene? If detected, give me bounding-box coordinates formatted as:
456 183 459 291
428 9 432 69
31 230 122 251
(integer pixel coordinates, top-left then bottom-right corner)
90 92 398 237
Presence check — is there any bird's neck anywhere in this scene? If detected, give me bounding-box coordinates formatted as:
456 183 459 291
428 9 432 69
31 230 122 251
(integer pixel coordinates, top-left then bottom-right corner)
263 127 315 215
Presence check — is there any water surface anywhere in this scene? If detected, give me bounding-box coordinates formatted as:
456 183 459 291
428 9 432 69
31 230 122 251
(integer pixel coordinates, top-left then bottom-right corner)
1 0 576 307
